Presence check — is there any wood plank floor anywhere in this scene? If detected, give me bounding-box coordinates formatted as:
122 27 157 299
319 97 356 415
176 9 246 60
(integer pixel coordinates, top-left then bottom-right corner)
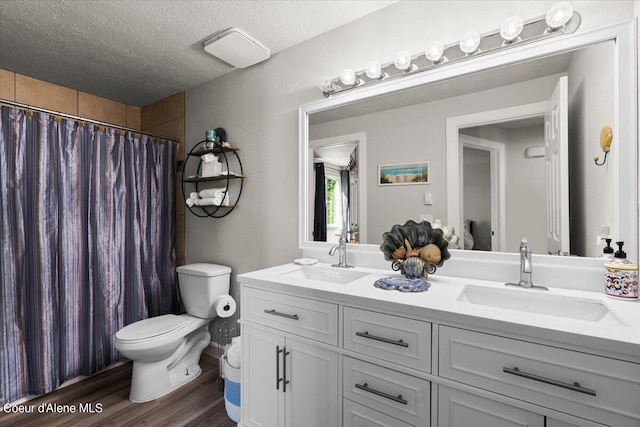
0 353 237 427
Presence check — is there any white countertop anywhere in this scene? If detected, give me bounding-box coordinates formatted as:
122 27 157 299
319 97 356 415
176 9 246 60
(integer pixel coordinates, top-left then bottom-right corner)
238 262 640 363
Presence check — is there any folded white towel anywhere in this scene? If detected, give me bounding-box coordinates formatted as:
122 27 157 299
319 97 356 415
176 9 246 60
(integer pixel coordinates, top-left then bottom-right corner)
199 188 226 198
198 192 229 206
201 153 217 163
186 198 196 207
189 192 199 200
195 197 223 206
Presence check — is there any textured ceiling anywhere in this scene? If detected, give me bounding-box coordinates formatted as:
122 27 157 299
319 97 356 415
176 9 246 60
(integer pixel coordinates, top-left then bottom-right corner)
0 0 395 107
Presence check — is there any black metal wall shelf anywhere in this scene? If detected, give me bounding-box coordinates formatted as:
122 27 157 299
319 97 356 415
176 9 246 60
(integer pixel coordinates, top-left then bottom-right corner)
181 140 245 218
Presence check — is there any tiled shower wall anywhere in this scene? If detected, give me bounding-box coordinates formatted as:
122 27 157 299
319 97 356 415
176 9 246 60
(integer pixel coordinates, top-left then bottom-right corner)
0 69 141 128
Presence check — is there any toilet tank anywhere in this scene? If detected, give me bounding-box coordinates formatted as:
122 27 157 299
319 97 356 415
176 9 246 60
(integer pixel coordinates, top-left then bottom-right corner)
176 263 231 318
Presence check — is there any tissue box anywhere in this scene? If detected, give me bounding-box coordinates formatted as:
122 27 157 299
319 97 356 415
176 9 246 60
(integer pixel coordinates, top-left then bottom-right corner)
201 160 222 178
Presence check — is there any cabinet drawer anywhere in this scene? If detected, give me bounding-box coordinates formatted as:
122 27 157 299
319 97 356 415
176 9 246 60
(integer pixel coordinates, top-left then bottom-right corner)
343 399 414 427
244 287 338 345
438 385 544 427
343 356 430 426
344 306 431 372
439 326 640 426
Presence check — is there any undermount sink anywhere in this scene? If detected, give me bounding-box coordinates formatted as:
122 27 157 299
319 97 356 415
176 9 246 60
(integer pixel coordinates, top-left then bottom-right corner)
458 285 622 323
283 266 369 284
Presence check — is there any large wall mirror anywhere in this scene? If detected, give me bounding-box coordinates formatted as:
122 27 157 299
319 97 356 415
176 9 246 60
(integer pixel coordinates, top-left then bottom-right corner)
299 20 637 261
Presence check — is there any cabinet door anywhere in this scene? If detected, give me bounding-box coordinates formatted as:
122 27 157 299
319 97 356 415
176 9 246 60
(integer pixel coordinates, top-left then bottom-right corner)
285 338 339 427
242 326 285 427
439 385 544 427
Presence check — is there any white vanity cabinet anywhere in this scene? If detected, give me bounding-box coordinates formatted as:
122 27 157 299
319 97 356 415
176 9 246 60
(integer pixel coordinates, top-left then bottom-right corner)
239 269 640 427
241 287 340 427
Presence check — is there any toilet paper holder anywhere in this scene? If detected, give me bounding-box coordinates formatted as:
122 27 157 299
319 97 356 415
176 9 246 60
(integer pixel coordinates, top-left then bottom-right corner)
214 295 237 318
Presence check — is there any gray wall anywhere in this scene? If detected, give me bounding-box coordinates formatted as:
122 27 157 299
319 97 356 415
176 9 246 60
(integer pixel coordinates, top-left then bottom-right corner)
184 1 636 339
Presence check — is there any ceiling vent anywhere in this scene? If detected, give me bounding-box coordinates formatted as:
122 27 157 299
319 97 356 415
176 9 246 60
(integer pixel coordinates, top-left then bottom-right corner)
204 28 270 68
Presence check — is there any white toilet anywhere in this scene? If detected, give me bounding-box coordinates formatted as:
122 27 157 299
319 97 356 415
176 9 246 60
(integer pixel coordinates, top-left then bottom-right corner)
114 263 231 402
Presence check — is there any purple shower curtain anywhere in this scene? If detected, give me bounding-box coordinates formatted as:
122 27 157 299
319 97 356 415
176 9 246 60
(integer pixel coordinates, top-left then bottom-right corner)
0 106 179 405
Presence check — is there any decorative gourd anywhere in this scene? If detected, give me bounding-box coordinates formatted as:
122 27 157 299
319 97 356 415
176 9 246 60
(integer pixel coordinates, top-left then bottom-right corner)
392 247 407 260
419 244 441 264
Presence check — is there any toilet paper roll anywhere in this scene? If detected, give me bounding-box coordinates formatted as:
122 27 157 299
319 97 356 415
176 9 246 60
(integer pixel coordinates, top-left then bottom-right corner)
214 295 236 318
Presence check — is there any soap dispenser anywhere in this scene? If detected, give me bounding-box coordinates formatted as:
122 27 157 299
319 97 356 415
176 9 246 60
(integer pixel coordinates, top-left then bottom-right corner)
604 241 638 300
598 238 615 260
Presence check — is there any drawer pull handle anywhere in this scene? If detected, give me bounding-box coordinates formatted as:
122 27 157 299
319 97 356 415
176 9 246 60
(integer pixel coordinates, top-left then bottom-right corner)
264 309 299 320
503 367 596 396
355 382 408 405
356 331 409 348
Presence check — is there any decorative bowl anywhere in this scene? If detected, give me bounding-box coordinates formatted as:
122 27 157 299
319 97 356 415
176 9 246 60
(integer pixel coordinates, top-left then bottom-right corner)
380 220 450 279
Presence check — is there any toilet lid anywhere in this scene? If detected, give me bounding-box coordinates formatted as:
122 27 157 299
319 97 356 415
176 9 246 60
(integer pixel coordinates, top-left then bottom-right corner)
116 314 188 341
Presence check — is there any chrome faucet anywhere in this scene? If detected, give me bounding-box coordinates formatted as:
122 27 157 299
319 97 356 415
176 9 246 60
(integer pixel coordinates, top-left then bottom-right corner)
329 235 353 268
506 238 548 290
519 238 533 287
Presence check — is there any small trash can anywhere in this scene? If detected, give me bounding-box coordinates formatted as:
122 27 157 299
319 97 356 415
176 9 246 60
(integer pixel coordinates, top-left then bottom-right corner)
224 337 241 423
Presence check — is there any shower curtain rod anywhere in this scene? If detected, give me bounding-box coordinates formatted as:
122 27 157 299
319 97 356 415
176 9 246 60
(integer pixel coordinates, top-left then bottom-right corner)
0 98 180 143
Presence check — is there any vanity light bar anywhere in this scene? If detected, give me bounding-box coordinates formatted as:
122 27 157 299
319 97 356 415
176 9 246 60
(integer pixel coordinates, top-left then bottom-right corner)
320 4 581 97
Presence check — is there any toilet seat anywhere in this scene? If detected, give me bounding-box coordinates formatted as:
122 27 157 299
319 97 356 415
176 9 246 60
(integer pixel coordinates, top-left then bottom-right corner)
116 314 188 342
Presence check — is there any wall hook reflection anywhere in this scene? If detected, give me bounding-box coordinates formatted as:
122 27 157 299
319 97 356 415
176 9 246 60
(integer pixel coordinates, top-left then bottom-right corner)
594 125 612 166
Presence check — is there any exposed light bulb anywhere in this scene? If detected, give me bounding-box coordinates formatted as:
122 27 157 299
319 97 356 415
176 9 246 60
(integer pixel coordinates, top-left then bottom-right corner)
340 68 357 86
500 16 524 42
425 41 445 63
394 51 412 71
460 30 481 54
319 80 337 94
365 61 383 79
318 4 579 97
546 1 574 30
